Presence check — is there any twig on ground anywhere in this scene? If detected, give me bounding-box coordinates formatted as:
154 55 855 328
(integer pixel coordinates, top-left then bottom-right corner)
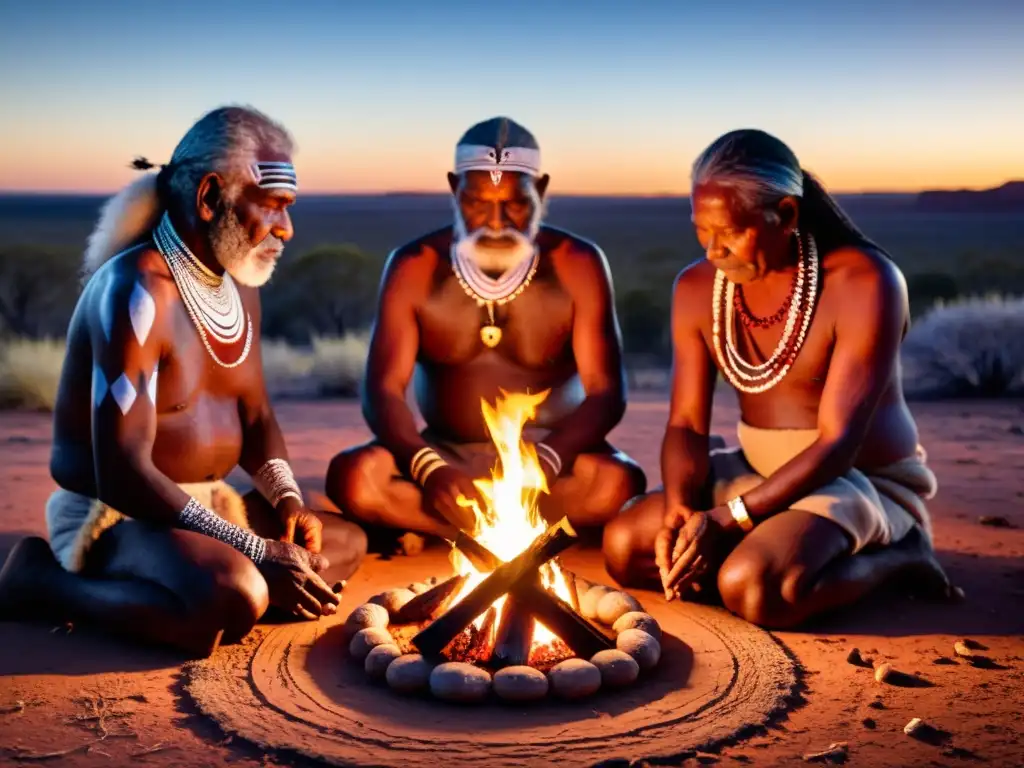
131 743 180 757
2 742 95 761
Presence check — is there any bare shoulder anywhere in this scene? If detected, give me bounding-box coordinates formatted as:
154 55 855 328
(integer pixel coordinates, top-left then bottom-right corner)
381 227 450 287
542 226 612 288
825 245 908 312
672 259 716 321
86 243 177 320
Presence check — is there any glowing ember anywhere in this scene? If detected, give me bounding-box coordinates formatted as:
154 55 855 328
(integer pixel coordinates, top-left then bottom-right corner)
447 389 574 651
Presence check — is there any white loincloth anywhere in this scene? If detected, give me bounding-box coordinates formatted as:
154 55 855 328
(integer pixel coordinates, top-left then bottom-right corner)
45 481 250 573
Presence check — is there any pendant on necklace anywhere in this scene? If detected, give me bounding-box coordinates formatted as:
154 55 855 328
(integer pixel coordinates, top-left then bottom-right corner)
481 325 502 348
480 301 501 348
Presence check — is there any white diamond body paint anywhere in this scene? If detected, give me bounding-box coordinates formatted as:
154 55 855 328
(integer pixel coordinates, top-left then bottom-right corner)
147 363 158 403
92 364 108 408
128 281 156 346
110 373 137 415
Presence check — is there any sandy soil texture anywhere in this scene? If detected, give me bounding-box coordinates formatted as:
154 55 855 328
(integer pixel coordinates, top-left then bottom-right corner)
1 393 1022 767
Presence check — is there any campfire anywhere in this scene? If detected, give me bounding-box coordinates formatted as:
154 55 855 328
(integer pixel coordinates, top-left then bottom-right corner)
345 391 663 703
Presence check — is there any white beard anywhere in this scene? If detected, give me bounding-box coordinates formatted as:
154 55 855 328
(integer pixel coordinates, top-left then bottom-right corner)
451 200 541 276
210 206 283 288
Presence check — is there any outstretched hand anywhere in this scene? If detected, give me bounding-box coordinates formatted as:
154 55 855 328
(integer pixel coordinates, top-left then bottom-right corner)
656 510 720 601
258 539 340 620
420 464 485 534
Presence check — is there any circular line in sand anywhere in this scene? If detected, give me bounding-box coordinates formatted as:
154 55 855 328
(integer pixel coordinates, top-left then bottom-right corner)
184 583 798 767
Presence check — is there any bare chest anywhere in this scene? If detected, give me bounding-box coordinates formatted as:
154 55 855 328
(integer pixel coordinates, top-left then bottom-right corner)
417 274 574 369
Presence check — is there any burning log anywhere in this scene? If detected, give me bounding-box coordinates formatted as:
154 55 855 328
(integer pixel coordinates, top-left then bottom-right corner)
464 606 498 661
392 573 469 624
492 592 536 668
413 518 577 657
452 528 616 660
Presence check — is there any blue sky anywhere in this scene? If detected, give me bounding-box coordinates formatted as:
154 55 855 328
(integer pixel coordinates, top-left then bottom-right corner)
1 0 1021 193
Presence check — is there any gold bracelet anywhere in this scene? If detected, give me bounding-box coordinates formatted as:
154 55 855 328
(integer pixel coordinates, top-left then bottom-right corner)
727 496 755 532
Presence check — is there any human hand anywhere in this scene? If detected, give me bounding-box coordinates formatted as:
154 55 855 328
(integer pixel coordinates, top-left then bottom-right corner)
421 464 485 534
258 539 340 620
659 511 722 601
654 503 694 580
277 497 323 554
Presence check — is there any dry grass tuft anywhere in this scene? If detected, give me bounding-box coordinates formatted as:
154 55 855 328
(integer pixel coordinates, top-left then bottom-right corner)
0 337 66 411
902 294 1024 399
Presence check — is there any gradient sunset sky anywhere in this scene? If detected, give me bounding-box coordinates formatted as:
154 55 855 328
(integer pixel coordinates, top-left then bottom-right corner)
1 0 1021 195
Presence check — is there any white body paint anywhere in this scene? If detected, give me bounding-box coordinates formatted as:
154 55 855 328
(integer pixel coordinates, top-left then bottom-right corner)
147 363 158 404
128 281 156 346
92 364 108 408
99 286 116 342
110 373 137 415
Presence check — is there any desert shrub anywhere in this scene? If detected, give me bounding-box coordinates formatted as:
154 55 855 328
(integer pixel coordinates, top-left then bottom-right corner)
308 332 370 398
0 336 67 410
261 339 316 399
0 245 80 338
907 271 960 317
901 295 1024 399
261 244 383 344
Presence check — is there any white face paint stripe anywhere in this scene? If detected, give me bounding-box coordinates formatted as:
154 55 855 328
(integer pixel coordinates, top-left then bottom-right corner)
110 373 137 415
147 363 158 403
128 281 156 346
92 364 108 408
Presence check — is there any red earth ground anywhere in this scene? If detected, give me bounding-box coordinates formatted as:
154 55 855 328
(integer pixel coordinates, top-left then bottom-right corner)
1 392 1022 767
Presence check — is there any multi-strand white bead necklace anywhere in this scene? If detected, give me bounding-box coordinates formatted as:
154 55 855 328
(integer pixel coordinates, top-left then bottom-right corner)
153 212 253 368
711 230 820 394
451 245 540 348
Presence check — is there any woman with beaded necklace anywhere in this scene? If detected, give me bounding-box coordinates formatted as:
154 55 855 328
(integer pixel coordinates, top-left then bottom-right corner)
603 129 957 629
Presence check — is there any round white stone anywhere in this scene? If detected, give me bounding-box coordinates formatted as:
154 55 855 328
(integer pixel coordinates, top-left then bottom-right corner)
492 666 550 701
616 628 661 671
590 649 640 687
548 658 602 699
612 611 662 642
349 627 394 662
344 603 389 635
596 591 643 625
364 643 402 680
369 588 417 617
429 662 492 703
386 654 433 693
580 585 613 619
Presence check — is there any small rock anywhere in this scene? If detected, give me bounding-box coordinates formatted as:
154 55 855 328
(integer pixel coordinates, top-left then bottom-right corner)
695 753 720 764
862 717 876 729
903 717 936 740
369 588 417 617
612 611 662 641
954 639 983 659
386 654 433 693
492 666 549 701
802 742 848 763
596 590 643 625
364 643 402 680
349 627 394 661
874 662 894 683
846 648 870 667
868 699 885 710
932 656 958 665
590 649 640 688
580 585 613 619
429 662 492 703
548 658 602 699
978 515 1014 528
616 628 661 671
344 603 389 635
398 532 426 556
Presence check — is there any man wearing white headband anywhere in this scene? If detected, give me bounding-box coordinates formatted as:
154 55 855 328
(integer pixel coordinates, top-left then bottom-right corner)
326 116 646 553
0 106 367 657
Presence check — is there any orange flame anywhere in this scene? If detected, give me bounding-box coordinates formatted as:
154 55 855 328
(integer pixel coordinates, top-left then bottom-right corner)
447 389 574 649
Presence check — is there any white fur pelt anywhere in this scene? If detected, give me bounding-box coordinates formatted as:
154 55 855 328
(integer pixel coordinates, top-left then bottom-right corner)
81 172 163 279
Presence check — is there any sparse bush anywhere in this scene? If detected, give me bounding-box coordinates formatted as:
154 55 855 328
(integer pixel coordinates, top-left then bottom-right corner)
901 295 1024 399
261 340 316 399
309 332 370 398
907 271 960 317
0 336 66 410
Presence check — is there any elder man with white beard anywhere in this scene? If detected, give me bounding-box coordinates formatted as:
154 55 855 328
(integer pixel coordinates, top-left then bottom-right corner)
326 117 646 553
0 106 367 657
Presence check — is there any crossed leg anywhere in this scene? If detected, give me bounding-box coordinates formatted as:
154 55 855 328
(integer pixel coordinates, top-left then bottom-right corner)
604 489 950 629
326 441 647 549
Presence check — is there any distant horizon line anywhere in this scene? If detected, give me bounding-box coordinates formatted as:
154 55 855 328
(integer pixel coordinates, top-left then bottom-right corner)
0 179 1020 199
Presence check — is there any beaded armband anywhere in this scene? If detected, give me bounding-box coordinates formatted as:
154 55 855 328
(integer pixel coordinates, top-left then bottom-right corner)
409 446 448 487
178 497 266 563
254 458 303 508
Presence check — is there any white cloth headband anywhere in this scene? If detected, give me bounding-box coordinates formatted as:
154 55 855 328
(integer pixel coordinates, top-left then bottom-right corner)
454 144 541 177
250 161 298 191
